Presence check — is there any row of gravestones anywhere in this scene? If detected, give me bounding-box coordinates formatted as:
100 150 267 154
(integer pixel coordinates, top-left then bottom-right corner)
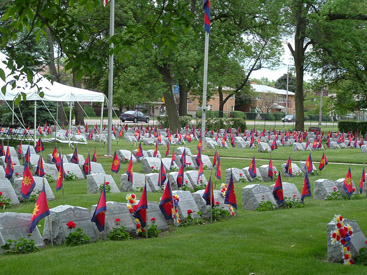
242 178 362 211
0 190 232 254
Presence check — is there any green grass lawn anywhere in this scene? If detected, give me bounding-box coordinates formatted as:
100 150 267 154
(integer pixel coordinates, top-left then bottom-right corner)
1 137 367 274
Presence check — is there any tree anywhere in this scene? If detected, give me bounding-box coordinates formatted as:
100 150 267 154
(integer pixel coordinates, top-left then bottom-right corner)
275 73 296 93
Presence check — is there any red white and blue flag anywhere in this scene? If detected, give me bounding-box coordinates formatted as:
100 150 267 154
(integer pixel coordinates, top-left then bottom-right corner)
136 143 144 159
35 155 45 177
301 172 311 202
285 156 292 177
92 147 97 162
203 0 211 33
21 162 36 199
70 147 79 164
305 154 313 174
158 160 167 187
224 172 237 209
159 180 173 220
249 156 256 178
29 185 50 233
177 162 184 188
91 183 107 232
133 184 148 228
111 151 121 173
319 152 328 171
83 153 91 176
343 167 354 196
273 173 284 205
268 158 274 179
126 156 133 183
203 176 214 206
35 138 44 153
360 167 365 194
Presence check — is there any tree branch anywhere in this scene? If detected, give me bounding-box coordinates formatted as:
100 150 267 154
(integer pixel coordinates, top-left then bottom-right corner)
327 14 367 21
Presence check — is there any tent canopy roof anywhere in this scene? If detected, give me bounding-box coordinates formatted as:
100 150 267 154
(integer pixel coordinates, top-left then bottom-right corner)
0 52 105 103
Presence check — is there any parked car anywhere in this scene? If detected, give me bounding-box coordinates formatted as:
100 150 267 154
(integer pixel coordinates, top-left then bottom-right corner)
282 114 295 122
120 111 150 123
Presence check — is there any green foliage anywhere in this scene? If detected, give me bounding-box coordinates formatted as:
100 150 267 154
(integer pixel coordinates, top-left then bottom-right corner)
212 204 231 221
230 111 246 119
65 171 78 181
0 102 56 126
260 113 275 121
245 112 257 120
356 247 367 266
1 238 39 254
157 116 169 128
213 111 226 118
99 184 111 193
257 199 275 211
273 112 284 120
180 212 203 227
45 174 55 185
146 224 160 238
179 116 193 128
338 121 359 134
65 228 90 246
107 226 131 241
0 192 12 209
83 105 96 117
283 196 304 209
326 188 342 200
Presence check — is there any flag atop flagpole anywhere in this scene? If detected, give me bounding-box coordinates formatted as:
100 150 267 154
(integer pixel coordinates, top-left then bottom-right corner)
203 0 211 33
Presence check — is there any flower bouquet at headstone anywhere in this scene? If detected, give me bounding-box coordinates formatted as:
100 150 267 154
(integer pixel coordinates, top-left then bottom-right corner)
107 218 131 241
65 221 90 246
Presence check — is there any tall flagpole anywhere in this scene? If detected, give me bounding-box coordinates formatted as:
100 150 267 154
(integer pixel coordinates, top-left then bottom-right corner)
201 0 211 151
201 32 209 151
107 0 115 156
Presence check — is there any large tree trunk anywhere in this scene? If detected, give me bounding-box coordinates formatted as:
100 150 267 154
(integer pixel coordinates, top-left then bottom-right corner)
72 72 85 126
46 28 67 125
178 84 187 116
157 63 180 132
218 86 224 118
289 0 307 131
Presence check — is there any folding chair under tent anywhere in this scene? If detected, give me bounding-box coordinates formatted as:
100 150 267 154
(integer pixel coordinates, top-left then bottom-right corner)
0 52 107 146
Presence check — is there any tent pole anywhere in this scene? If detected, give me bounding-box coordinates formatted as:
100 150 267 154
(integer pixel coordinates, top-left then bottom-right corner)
11 101 14 125
34 101 37 147
68 102 72 147
100 101 104 144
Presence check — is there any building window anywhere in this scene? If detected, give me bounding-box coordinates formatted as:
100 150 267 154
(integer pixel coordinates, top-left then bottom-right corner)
208 105 212 111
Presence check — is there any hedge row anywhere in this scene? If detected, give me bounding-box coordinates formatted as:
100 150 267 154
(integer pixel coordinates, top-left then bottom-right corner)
338 121 367 135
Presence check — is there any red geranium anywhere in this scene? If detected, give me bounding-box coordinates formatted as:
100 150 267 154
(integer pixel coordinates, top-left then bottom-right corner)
131 194 136 199
105 181 110 185
150 217 156 222
136 223 141 228
115 218 121 223
66 221 76 229
0 192 2 196
129 208 133 214
15 173 19 176
216 201 220 206
187 209 193 215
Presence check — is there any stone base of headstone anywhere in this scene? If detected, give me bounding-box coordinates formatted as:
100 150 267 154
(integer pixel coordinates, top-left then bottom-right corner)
242 184 278 210
43 205 97 245
0 212 44 254
270 182 301 201
0 178 19 205
142 157 161 173
120 173 150 192
87 174 120 194
172 190 200 219
314 179 337 200
13 176 55 201
259 165 278 182
225 168 247 183
145 173 163 192
327 218 366 262
335 178 357 198
281 163 303 177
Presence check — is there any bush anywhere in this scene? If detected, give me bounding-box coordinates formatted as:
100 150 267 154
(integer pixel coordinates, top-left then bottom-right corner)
157 116 169 128
179 116 192 128
273 112 284 120
338 121 358 133
246 112 257 120
213 111 226 118
195 110 215 118
358 122 367 135
304 114 309 121
230 111 246 119
261 113 275 121
83 105 96 117
1 238 39 254
228 118 247 131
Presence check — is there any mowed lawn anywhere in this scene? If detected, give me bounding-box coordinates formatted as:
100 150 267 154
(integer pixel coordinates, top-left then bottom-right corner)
1 135 367 274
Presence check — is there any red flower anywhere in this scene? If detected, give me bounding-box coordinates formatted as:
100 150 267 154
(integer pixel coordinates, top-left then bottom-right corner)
15 173 19 176
67 171 70 173
0 202 3 206
352 188 355 192
0 192 2 196
333 187 337 191
332 233 336 239
142 228 146 233
129 208 133 214
151 166 154 169
187 209 193 215
336 223 342 229
66 221 76 229
131 194 136 199
216 202 220 206
105 181 110 185
239 173 243 176
293 194 296 198
150 217 156 222
341 239 346 245
274 171 277 174
185 180 188 183
349 231 353 236
115 218 121 223
231 212 235 216
129 199 134 204
340 216 343 221
336 235 341 241
136 223 141 228
350 259 354 264
344 254 349 260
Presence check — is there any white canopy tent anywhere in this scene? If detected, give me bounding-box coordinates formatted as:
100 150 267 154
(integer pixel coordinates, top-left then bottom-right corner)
0 52 106 146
